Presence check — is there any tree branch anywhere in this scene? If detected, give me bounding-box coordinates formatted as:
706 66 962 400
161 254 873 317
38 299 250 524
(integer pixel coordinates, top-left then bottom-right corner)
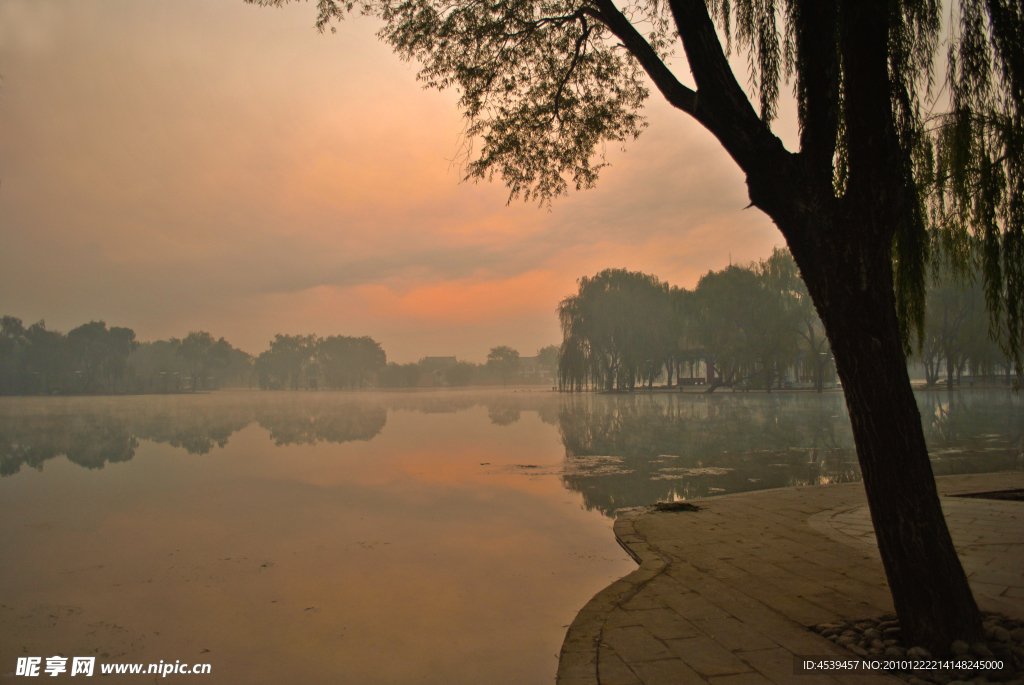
663 0 781 172
793 0 840 191
586 0 697 115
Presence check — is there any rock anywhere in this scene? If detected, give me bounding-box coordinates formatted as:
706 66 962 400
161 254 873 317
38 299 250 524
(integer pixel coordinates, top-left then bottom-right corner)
1009 628 1024 644
886 646 907 658
971 643 994 658
849 644 870 657
837 636 856 646
909 678 932 685
908 647 933 659
885 627 904 639
885 639 899 647
952 641 971 656
879 620 900 630
872 639 886 650
827 635 839 642
988 667 1018 683
991 627 1012 643
822 628 840 638
870 647 884 656
865 628 883 640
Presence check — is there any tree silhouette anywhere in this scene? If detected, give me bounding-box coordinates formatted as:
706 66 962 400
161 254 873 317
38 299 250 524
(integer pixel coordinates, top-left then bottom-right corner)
487 346 521 385
253 0 1023 648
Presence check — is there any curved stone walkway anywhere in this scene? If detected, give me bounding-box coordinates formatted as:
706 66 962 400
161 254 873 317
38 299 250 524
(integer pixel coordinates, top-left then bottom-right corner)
556 472 1024 685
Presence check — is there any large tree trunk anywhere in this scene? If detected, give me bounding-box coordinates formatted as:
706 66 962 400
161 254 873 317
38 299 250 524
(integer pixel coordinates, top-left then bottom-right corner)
790 224 983 654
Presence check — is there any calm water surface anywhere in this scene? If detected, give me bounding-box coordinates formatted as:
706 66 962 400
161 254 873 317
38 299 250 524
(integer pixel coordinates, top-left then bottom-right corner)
1 388 1020 683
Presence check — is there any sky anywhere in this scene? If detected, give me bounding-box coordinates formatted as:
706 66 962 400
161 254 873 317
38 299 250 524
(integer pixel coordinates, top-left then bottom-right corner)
0 0 798 363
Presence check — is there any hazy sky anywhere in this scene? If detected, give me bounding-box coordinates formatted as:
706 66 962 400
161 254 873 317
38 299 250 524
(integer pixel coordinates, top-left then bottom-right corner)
0 0 798 362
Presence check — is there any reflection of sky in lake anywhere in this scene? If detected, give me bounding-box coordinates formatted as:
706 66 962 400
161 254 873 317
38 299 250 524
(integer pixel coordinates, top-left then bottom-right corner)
0 389 1020 683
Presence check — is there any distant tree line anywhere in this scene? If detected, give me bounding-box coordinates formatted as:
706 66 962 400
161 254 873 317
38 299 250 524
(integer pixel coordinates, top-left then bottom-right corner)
0 313 554 396
0 318 140 394
912 265 1013 389
253 334 387 390
378 345 559 388
558 249 1018 394
0 318 254 395
131 332 253 393
558 249 833 393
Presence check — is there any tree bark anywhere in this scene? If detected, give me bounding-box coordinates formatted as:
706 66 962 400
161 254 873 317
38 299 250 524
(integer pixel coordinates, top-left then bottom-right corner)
793 231 983 652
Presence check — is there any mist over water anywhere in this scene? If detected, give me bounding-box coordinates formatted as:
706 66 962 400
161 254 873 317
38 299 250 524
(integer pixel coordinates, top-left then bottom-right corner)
1 388 1020 683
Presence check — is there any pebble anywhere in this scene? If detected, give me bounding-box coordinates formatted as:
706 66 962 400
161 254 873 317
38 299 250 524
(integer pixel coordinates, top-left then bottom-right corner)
808 610 1021 681
991 627 1011 643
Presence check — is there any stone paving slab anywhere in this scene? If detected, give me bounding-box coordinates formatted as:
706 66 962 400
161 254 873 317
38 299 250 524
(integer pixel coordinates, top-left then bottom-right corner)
556 472 1024 685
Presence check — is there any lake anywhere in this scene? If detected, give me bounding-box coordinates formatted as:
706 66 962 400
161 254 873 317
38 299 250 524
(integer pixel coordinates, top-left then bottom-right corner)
1 388 1020 683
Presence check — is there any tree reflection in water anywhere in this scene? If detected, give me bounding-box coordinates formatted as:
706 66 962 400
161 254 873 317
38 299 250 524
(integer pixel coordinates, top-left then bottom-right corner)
0 397 388 476
558 394 860 516
558 390 1023 517
1 390 1019 506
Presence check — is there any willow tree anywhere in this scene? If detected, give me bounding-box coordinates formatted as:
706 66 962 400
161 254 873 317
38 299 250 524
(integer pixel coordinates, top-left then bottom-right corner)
252 0 1022 652
558 269 672 391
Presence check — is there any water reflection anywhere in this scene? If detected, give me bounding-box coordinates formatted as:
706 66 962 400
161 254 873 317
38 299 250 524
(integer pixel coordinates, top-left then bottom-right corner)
2 390 1020 518
558 394 860 516
0 397 386 475
0 412 140 475
557 390 1023 516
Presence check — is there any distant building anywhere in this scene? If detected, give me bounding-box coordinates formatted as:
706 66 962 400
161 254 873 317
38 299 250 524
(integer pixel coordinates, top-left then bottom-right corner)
420 356 458 368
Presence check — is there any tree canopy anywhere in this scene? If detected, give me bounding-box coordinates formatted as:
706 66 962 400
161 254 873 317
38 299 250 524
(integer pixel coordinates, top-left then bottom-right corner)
486 345 522 384
557 252 838 392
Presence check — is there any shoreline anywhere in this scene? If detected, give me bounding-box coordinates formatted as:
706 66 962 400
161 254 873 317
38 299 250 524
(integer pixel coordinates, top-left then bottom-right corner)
557 472 1024 685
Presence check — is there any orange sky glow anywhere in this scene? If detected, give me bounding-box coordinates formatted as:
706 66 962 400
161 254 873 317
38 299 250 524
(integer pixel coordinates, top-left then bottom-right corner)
0 0 799 362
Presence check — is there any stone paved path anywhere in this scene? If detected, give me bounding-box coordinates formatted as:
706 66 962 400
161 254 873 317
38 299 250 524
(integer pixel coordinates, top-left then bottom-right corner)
556 472 1024 685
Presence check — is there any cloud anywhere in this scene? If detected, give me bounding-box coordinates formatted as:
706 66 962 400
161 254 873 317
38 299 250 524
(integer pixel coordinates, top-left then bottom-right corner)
0 0 790 360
